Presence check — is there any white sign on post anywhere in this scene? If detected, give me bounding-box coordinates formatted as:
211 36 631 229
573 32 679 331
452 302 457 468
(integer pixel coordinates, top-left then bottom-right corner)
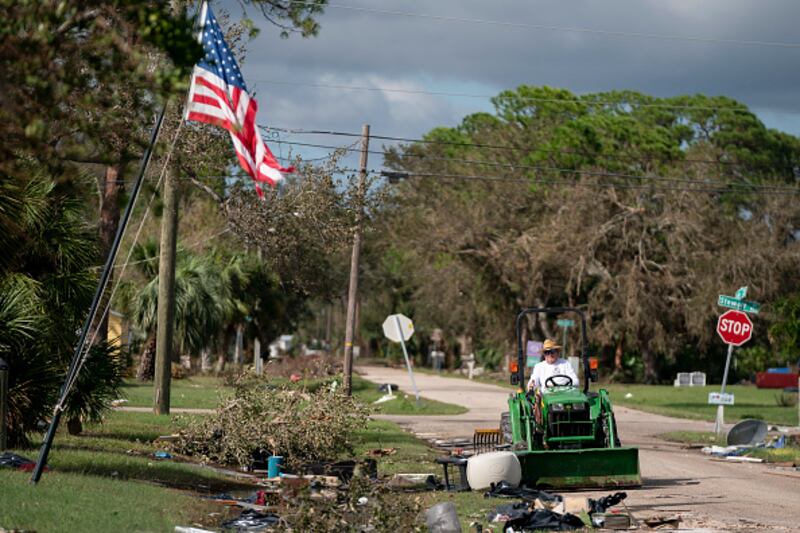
708 392 735 406
382 313 420 404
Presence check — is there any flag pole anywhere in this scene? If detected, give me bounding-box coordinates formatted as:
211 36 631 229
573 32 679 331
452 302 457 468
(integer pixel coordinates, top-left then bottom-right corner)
31 104 168 484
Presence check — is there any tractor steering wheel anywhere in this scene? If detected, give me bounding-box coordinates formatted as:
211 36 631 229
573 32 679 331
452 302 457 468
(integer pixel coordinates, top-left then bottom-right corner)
545 374 574 388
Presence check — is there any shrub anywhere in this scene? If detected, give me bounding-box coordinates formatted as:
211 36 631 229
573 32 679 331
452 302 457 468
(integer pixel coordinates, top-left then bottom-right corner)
173 377 369 469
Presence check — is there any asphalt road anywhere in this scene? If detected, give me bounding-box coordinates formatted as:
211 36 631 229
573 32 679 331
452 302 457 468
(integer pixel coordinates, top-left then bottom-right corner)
358 366 800 531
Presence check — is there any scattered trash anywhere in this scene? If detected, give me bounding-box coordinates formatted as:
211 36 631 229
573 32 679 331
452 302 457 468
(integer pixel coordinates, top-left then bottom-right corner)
175 527 215 533
484 481 559 504
591 512 631 529
588 492 627 514
724 456 764 463
624 392 633 399
487 502 585 531
426 501 463 533
387 472 441 490
377 383 399 393
643 514 682 528
357 496 368 506
727 419 768 446
267 455 283 478
0 452 43 472
289 373 302 382
111 398 129 406
220 509 280 531
153 451 173 460
153 434 181 444
366 448 397 457
373 393 397 404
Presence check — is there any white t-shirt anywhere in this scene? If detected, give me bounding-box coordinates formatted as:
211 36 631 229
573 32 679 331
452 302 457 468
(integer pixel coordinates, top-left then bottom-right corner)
527 358 579 392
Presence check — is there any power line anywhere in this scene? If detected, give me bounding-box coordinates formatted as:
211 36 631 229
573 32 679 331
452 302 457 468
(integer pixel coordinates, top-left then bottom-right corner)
251 78 795 115
352 168 800 196
264 137 800 193
265 126 779 169
288 1 800 49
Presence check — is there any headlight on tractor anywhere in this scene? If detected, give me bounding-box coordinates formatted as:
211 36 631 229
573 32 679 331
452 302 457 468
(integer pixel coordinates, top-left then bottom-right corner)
550 403 565 412
572 402 587 411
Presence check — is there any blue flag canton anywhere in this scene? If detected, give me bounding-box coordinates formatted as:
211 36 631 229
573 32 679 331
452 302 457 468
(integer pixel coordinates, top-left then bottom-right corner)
198 6 248 92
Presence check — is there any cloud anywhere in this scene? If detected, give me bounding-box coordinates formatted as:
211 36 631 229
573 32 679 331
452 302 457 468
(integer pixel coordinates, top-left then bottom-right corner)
230 0 800 154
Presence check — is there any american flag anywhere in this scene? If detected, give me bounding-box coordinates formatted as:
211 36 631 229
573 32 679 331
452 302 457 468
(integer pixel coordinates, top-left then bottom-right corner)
185 2 291 197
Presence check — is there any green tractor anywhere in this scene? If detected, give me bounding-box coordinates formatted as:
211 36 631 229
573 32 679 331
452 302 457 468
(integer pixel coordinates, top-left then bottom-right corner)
503 307 641 489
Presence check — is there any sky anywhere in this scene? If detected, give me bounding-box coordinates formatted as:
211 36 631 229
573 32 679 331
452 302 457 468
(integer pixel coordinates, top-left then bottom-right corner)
221 0 800 170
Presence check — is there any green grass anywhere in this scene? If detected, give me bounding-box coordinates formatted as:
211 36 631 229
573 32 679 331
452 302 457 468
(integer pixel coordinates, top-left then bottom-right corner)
351 375 468 415
603 384 800 426
1 411 251 533
120 376 232 409
123 373 467 415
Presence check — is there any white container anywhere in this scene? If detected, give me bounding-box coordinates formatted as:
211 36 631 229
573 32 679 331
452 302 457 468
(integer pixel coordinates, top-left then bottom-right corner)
466 451 521 490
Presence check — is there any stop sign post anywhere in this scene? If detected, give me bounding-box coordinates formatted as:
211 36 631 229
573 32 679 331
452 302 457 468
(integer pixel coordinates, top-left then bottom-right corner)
713 292 757 435
382 314 420 405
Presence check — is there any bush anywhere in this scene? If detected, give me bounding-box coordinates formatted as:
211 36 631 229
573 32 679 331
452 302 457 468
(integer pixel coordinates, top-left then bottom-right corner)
173 376 369 469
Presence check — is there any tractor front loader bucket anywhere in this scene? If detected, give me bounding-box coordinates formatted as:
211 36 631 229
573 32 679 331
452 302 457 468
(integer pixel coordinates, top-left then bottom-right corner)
516 447 641 489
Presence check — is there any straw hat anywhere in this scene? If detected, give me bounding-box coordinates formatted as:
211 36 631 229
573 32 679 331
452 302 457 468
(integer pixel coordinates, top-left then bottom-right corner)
542 339 562 352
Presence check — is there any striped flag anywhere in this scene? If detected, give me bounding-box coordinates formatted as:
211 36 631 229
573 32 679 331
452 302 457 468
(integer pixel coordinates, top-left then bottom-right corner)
185 2 291 197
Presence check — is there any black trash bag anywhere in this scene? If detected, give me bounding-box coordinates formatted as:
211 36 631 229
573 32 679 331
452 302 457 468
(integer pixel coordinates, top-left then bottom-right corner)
488 503 584 531
0 452 37 471
588 491 627 515
487 502 530 523
377 383 399 393
508 508 585 531
221 509 280 531
484 481 561 504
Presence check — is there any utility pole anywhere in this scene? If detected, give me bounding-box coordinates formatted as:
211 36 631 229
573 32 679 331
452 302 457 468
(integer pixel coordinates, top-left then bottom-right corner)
342 124 369 395
154 165 179 415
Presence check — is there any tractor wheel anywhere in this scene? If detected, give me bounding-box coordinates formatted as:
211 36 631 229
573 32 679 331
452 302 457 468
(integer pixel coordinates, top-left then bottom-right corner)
500 411 513 444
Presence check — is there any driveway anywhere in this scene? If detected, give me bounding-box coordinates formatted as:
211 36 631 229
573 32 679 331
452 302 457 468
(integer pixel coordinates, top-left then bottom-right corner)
357 366 800 530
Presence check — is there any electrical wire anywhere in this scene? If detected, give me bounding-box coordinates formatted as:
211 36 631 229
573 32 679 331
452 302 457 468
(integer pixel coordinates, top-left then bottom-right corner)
263 138 800 193
327 166 800 196
287 2 800 49
263 125 784 169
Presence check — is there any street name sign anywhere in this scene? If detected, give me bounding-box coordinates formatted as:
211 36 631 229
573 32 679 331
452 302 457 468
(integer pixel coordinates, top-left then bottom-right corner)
718 295 761 314
708 392 735 406
716 310 753 346
556 319 575 328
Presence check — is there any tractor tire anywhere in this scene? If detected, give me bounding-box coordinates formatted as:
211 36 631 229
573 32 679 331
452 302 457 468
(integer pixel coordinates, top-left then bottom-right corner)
500 411 513 444
598 414 622 448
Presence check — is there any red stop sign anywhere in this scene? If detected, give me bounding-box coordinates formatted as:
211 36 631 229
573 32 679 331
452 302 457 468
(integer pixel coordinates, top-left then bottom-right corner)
716 310 753 346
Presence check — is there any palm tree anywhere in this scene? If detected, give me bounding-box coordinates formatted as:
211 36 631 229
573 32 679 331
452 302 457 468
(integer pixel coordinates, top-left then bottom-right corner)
0 163 123 444
128 243 231 380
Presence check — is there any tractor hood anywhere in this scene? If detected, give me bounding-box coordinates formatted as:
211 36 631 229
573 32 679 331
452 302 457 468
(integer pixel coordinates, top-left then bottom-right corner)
541 387 588 404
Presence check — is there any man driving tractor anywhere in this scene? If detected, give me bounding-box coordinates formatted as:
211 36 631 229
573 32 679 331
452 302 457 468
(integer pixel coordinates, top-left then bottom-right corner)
526 338 578 393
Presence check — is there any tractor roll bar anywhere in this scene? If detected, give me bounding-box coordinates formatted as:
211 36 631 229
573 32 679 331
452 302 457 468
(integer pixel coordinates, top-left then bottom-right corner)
515 307 589 394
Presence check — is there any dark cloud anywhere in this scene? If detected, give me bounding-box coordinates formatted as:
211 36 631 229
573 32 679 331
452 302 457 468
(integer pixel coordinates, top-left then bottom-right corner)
227 0 800 155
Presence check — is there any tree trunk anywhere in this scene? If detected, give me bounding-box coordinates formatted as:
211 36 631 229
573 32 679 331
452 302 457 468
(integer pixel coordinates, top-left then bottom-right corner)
67 416 83 436
614 339 624 372
137 335 157 381
200 348 212 373
642 347 659 384
93 163 124 344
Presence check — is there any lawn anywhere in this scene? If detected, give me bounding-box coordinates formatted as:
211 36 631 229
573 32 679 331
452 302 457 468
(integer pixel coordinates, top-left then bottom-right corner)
1 403 477 531
121 373 467 415
602 384 800 426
